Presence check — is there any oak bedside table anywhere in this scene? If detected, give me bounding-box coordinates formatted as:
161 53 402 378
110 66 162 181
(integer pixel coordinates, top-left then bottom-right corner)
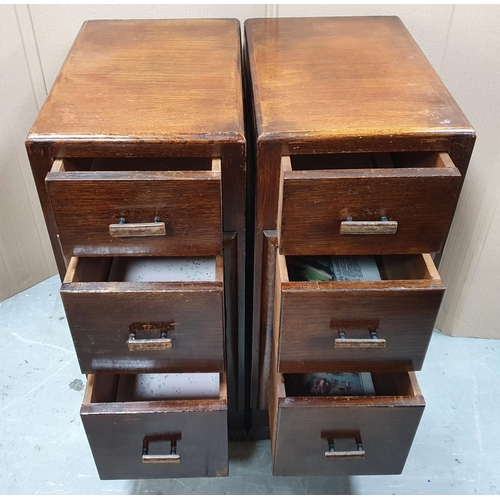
244 16 475 475
26 19 246 480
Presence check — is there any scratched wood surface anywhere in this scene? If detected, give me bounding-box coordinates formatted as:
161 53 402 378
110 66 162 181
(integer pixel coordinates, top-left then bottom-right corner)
61 257 225 374
246 16 473 140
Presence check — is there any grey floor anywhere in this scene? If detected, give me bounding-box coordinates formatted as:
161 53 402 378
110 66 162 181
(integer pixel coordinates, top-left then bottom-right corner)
1 276 500 495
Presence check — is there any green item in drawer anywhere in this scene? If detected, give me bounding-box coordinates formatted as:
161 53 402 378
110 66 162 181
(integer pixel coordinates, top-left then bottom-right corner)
287 256 381 282
287 256 333 281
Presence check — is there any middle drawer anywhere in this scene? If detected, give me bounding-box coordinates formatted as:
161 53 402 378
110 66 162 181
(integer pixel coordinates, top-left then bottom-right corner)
61 255 224 373
275 253 445 373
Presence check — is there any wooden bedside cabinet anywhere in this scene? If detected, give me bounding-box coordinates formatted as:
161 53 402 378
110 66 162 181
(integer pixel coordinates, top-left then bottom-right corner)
26 19 246 479
244 17 475 475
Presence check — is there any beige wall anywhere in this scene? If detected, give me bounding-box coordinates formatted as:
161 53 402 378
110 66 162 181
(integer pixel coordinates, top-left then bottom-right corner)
1 5 499 340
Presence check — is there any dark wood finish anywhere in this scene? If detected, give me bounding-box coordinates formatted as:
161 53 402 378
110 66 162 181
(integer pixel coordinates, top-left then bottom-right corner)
46 164 222 257
276 253 445 373
278 153 461 255
26 20 246 437
61 256 224 374
245 17 476 431
81 373 228 479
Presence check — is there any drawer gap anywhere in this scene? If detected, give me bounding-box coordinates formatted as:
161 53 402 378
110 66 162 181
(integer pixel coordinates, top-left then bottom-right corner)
283 372 417 399
285 254 437 283
61 157 214 172
67 256 221 283
85 373 226 404
288 151 450 171
115 373 221 402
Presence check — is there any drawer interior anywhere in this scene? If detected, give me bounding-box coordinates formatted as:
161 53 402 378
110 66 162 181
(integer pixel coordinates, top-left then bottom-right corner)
58 156 217 172
284 253 440 283
65 255 223 284
283 371 418 399
288 151 452 171
84 372 225 404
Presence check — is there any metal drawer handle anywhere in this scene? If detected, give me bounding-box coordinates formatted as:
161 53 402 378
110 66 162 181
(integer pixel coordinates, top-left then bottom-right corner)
340 216 398 235
142 438 180 464
109 216 166 237
334 330 386 349
325 440 365 460
127 332 172 351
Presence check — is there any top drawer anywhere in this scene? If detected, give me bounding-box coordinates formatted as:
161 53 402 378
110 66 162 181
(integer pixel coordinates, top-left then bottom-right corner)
277 152 461 255
46 157 222 256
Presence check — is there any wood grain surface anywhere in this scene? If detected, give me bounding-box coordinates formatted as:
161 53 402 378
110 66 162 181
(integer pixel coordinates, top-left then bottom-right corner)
245 16 473 139
29 19 244 141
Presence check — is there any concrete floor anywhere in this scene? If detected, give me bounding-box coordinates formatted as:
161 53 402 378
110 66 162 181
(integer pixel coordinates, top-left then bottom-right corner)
1 275 500 495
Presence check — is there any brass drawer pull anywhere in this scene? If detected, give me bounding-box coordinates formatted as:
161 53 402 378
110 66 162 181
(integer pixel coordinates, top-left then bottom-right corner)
109 217 166 237
325 441 365 460
340 216 398 235
142 438 180 464
334 330 386 349
127 332 172 351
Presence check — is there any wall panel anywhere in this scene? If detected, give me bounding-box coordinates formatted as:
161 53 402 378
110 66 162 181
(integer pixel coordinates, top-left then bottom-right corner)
435 5 500 338
0 5 56 302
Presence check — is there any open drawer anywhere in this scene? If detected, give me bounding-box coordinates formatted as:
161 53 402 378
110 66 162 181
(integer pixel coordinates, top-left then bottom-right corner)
275 253 444 373
61 255 224 373
277 151 461 255
81 372 228 479
45 157 222 256
270 369 425 476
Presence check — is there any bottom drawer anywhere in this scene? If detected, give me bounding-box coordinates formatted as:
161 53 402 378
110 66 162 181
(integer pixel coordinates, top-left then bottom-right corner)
81 372 228 479
270 370 425 476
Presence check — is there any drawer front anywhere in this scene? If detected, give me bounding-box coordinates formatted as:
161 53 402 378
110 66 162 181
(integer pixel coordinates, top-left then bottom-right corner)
278 153 461 255
270 372 425 476
278 288 443 373
81 374 228 480
46 167 222 257
61 257 224 373
276 254 445 373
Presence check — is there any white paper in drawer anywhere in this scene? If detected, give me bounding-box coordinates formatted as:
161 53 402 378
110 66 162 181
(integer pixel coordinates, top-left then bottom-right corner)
116 373 220 401
108 257 216 282
330 256 381 281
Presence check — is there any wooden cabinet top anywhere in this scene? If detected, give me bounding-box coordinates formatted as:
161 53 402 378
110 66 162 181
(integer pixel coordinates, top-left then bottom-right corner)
29 19 244 144
245 17 474 143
